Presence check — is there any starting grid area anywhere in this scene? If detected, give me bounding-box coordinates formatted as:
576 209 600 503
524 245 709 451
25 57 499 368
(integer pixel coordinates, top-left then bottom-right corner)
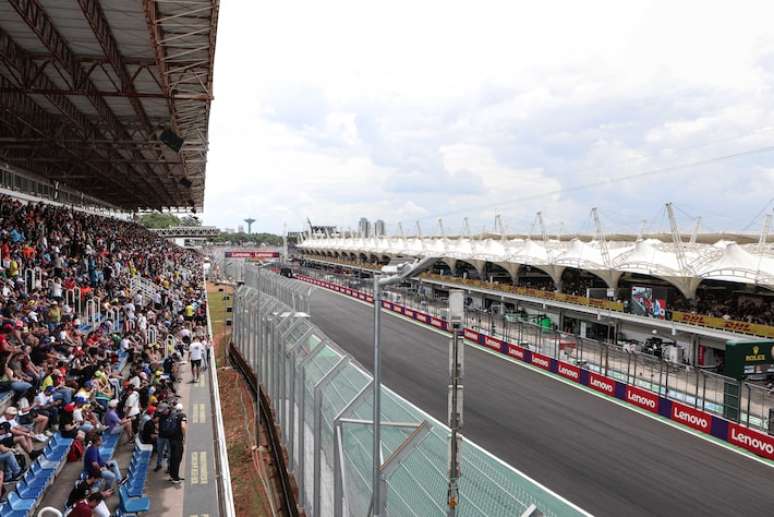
295 274 774 463
230 266 589 517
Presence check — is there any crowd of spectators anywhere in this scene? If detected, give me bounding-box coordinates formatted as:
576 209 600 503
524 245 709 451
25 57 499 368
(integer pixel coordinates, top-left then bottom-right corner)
0 196 210 514
670 292 774 325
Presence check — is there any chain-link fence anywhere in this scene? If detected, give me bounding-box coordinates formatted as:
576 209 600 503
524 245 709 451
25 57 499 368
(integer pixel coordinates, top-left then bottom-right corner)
231 265 590 517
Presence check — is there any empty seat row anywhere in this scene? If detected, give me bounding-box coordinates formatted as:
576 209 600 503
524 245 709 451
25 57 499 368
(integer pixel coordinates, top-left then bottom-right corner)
116 441 153 516
0 434 74 517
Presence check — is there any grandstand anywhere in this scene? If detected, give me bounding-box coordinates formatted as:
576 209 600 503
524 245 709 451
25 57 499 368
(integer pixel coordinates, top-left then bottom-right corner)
299 210 774 333
0 1 228 516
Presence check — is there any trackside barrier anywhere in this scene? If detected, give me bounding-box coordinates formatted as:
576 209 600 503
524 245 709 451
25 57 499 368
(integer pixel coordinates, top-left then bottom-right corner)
235 269 589 517
296 274 774 463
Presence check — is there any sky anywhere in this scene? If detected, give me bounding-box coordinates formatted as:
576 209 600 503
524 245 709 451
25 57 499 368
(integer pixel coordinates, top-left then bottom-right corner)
203 0 774 237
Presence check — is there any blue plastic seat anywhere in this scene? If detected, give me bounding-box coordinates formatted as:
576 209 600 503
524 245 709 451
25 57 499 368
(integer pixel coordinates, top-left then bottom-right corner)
119 485 150 513
7 492 35 512
0 501 27 517
15 478 46 499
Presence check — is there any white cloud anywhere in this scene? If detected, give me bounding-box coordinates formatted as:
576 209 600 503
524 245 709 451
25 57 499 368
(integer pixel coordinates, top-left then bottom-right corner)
203 0 774 235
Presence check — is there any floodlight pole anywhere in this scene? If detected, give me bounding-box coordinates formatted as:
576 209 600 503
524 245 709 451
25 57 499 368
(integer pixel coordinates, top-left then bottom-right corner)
371 256 438 517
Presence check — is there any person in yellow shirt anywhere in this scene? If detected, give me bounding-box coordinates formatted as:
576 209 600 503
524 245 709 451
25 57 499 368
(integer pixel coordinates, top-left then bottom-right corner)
8 258 18 278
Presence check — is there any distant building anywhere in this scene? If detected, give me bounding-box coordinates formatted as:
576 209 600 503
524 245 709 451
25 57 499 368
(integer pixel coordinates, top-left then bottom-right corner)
237 225 244 234
374 219 386 237
358 217 371 238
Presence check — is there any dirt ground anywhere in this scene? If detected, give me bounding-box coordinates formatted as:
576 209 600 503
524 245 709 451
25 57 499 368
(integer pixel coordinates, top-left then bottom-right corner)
209 284 277 516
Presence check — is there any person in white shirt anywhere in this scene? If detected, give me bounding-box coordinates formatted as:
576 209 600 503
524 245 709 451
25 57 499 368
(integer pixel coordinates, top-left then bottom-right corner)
0 407 35 454
189 338 204 383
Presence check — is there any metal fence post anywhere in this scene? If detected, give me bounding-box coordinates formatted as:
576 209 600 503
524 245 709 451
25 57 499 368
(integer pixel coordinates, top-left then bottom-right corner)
313 357 348 517
297 341 325 510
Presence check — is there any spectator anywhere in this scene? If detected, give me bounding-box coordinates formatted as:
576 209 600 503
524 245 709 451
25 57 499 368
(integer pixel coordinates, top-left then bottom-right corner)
165 402 187 483
83 433 124 490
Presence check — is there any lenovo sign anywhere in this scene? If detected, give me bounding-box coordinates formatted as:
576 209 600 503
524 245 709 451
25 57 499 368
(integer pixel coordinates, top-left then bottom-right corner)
531 353 552 371
728 423 774 459
483 336 502 351
670 402 711 434
508 344 525 361
557 362 580 381
625 386 659 413
587 372 615 396
225 250 280 259
463 329 480 341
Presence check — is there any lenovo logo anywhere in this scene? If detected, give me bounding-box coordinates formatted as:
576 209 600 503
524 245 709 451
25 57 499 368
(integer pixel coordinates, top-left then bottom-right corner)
671 405 710 432
484 337 501 350
508 345 525 360
589 375 614 395
626 389 657 411
557 364 579 380
464 330 479 340
730 426 774 457
532 355 550 369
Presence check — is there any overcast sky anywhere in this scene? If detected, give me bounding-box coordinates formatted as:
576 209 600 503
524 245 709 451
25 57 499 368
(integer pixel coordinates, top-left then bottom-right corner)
203 0 774 237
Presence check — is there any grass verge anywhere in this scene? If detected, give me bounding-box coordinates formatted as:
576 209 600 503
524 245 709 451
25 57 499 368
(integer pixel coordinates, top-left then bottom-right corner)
208 283 273 517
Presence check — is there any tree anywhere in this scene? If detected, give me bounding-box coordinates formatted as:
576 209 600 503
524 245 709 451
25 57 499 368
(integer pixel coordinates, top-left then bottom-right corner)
137 213 181 229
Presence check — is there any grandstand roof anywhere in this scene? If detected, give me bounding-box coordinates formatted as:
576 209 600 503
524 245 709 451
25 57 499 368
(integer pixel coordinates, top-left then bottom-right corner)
301 235 774 296
0 0 219 211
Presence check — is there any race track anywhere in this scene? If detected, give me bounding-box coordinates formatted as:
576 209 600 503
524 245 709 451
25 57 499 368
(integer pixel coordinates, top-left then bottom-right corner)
308 287 774 517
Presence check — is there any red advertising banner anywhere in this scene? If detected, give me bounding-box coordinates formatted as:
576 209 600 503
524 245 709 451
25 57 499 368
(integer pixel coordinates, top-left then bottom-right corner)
531 352 552 371
415 312 429 323
463 329 480 342
225 250 280 259
383 301 393 310
431 317 444 329
587 372 615 396
404 308 414 318
366 296 373 303
727 423 774 459
556 361 580 382
625 385 659 413
482 335 503 352
392 305 403 314
670 402 712 434
507 343 526 360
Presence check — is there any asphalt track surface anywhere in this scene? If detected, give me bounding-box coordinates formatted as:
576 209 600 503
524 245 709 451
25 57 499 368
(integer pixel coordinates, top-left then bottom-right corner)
308 287 774 517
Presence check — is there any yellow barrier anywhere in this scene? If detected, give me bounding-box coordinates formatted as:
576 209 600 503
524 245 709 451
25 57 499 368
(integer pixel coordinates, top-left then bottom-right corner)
670 311 774 339
420 273 626 312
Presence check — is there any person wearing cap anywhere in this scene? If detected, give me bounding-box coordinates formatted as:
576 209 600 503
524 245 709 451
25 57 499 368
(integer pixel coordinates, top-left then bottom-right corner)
0 406 36 456
59 402 78 438
166 403 187 483
139 406 157 446
104 399 133 442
